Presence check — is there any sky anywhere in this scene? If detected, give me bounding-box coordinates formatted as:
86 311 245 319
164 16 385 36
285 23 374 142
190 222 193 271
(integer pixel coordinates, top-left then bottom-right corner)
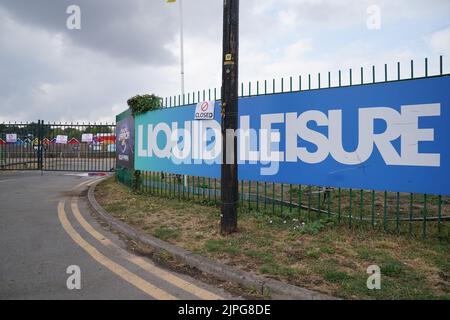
0 0 449 123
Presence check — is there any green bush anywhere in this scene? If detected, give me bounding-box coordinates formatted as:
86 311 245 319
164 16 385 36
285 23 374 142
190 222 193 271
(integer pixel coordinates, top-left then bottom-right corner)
127 94 162 116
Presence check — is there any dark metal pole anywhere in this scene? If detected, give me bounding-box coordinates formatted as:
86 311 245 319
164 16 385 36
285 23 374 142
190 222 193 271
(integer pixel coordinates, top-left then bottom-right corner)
37 120 43 174
220 0 239 234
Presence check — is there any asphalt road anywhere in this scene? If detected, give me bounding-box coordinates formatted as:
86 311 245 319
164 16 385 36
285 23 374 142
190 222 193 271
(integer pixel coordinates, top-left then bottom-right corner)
0 171 233 300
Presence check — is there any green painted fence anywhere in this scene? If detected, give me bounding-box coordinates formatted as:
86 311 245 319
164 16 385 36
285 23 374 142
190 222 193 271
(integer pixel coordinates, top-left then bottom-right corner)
116 56 449 240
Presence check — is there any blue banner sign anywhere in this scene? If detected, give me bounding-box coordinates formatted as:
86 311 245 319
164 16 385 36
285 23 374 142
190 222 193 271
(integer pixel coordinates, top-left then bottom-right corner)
135 76 450 195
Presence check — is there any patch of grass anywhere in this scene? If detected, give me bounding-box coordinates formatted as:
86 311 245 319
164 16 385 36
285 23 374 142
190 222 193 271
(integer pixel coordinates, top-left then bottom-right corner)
204 239 242 256
300 219 334 235
356 247 372 260
305 248 321 259
381 261 404 277
224 245 241 256
245 250 275 264
321 246 336 254
204 239 226 252
324 270 351 283
259 263 298 278
153 227 180 241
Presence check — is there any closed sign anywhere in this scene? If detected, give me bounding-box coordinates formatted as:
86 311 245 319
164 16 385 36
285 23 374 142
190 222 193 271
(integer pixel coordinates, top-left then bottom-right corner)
195 101 215 120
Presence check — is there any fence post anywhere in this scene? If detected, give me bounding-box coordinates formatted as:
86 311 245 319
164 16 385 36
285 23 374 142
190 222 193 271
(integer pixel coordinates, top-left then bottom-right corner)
38 120 43 172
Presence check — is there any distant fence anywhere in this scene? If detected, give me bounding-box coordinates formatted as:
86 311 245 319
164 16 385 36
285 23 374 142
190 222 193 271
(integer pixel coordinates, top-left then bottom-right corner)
0 121 116 172
116 56 449 240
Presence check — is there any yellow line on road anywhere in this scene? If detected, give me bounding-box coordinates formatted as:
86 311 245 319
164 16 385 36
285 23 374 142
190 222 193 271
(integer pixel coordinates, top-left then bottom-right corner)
71 177 108 191
70 197 223 300
57 200 177 300
71 179 97 191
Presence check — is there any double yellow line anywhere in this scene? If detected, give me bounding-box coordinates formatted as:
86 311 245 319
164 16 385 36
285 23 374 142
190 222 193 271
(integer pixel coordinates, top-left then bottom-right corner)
57 182 223 300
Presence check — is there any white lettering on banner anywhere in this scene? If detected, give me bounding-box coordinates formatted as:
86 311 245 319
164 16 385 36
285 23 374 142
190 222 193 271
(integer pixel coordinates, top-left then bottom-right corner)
400 104 440 166
138 125 147 157
328 110 373 165
260 114 284 162
153 123 172 158
239 116 259 162
201 121 222 163
286 111 329 164
172 121 192 162
136 104 441 169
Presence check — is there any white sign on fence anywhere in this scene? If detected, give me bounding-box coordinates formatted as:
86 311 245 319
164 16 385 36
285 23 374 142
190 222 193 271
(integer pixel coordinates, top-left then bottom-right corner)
81 133 93 143
194 101 215 120
6 134 17 143
56 135 68 144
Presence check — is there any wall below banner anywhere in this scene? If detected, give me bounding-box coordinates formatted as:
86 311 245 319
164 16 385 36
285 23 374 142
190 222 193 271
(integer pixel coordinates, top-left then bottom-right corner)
134 76 450 196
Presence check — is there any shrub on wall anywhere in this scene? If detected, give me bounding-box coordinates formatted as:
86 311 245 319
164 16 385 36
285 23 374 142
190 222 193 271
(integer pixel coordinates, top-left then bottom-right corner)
127 94 162 116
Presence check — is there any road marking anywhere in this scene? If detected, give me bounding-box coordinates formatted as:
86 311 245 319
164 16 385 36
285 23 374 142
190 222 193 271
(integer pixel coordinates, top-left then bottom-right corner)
57 200 177 300
71 177 103 191
70 197 223 300
71 176 108 191
86 177 107 187
71 179 97 191
0 179 16 183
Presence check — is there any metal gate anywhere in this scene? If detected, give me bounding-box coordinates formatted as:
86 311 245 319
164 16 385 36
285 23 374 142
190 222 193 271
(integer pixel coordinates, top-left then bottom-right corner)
0 120 116 172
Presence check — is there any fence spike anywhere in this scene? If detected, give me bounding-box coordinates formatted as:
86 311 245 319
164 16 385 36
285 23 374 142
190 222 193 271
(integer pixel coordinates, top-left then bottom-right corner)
385 63 388 82
372 65 376 83
361 67 364 84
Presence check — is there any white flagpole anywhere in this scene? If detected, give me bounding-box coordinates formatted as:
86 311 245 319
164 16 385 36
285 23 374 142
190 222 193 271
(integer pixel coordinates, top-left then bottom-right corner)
179 0 185 97
179 0 188 187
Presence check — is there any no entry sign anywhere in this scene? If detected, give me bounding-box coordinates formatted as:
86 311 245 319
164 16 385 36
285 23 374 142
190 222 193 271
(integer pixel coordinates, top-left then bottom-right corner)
195 101 215 120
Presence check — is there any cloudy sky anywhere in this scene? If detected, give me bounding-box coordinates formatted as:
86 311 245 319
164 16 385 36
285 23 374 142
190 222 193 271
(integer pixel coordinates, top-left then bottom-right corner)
0 0 449 123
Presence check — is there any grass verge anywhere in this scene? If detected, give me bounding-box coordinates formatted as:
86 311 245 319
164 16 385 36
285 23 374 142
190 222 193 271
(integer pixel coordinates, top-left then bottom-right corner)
95 178 450 300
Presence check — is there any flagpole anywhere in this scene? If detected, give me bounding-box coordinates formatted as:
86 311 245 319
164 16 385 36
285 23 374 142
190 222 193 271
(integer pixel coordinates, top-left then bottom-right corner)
178 0 188 187
179 0 185 97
